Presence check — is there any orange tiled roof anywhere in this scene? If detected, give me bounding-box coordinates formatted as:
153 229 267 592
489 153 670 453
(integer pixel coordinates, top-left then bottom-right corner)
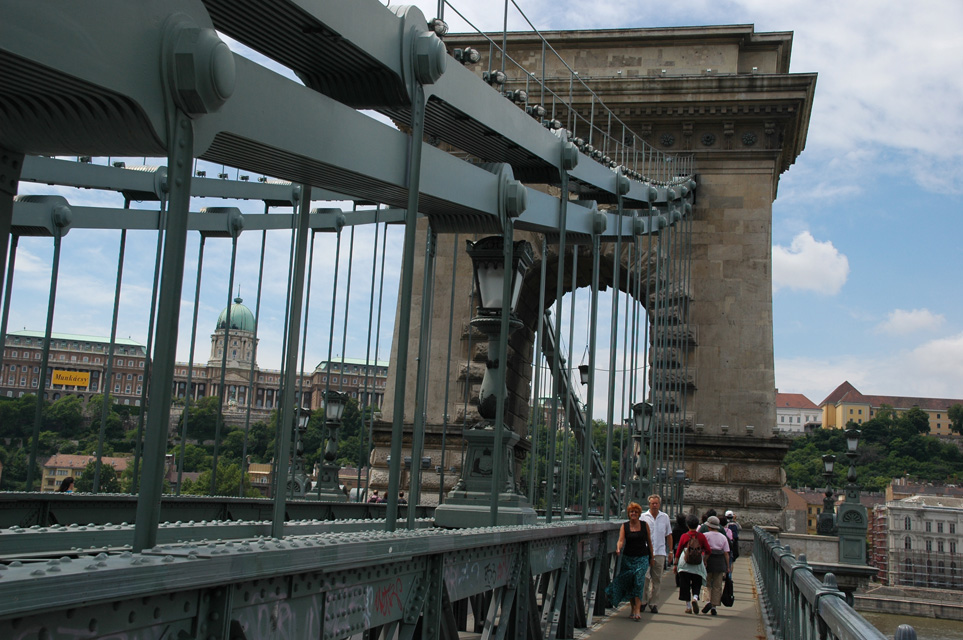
43 453 130 472
776 393 819 410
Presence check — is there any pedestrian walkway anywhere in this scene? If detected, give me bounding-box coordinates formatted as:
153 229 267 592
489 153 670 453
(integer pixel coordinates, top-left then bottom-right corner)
587 558 765 640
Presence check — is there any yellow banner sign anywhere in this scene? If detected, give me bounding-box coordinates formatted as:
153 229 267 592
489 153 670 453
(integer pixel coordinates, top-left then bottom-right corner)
52 370 90 387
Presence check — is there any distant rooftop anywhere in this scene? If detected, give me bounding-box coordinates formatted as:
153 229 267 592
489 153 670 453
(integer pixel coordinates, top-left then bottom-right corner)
896 495 963 509
820 380 963 411
316 358 389 370
7 330 146 349
776 392 819 410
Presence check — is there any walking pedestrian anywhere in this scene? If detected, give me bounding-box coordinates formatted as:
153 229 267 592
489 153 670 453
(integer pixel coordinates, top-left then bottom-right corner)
605 502 653 620
701 515 731 615
725 510 741 562
640 494 673 613
673 514 709 614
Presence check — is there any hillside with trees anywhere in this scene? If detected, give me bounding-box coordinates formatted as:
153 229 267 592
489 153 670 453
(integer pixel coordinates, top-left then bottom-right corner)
783 406 963 492
0 393 377 495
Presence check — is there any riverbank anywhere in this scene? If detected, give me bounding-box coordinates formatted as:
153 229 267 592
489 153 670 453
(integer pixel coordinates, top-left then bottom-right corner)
855 584 963 622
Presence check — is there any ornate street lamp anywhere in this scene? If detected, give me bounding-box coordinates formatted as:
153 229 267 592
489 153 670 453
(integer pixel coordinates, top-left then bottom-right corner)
464 237 533 422
311 389 350 502
837 428 868 564
288 405 313 498
434 236 536 528
627 401 653 505
817 453 837 535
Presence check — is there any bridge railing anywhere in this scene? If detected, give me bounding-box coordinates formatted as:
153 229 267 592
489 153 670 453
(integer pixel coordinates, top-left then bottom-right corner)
0 519 619 640
753 526 917 640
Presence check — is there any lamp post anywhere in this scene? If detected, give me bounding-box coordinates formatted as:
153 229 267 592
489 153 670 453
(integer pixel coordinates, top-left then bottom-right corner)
837 428 868 564
434 236 537 528
287 405 313 498
312 389 349 502
627 401 653 507
816 453 837 535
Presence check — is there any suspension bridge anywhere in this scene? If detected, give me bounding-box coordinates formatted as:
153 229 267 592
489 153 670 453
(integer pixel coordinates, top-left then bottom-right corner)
0 1 916 638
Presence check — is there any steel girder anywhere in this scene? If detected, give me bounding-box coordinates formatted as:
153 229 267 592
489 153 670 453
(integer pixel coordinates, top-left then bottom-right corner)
1 2 693 238
0 520 616 640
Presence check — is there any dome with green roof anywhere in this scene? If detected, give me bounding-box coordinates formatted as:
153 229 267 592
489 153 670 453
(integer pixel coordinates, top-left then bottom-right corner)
216 297 256 332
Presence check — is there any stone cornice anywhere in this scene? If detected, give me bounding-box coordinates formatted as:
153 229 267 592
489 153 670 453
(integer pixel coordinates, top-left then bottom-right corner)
446 24 794 73
565 74 816 175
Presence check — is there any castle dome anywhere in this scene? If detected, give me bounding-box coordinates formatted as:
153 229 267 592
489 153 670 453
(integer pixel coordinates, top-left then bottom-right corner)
216 297 256 332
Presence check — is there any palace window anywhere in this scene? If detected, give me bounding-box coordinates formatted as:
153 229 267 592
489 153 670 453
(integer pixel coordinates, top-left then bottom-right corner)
905 517 911 530
904 537 912 550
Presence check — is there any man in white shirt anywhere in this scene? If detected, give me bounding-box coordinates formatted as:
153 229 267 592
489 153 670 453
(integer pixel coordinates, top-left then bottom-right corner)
640 494 673 613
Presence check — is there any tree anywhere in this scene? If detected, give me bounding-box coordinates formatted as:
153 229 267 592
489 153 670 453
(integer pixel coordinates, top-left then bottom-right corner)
183 462 257 496
0 394 40 441
0 445 40 491
175 443 212 472
44 395 85 438
86 394 128 442
245 421 271 462
219 428 248 461
177 395 221 443
949 404 963 435
899 406 930 435
74 460 122 493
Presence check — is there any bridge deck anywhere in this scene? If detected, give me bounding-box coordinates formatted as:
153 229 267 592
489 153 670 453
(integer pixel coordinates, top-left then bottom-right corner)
587 559 764 640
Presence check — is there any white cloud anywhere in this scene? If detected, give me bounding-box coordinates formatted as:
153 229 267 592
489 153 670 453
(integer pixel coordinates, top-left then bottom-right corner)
777 331 963 402
876 309 945 335
772 232 849 294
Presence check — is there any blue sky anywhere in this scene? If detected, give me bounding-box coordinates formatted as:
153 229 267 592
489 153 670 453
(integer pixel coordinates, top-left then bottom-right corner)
10 0 963 415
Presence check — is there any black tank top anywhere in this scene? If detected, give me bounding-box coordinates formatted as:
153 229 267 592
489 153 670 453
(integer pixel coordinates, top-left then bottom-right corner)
623 521 651 557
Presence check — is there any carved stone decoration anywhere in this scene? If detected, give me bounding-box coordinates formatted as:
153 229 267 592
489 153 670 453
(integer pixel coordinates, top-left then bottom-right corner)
764 120 776 149
723 121 734 150
660 133 675 147
742 132 758 147
640 123 653 140
682 121 694 150
701 132 716 147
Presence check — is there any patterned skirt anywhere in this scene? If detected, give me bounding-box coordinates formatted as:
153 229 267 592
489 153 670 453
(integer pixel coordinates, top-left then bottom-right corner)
605 554 650 606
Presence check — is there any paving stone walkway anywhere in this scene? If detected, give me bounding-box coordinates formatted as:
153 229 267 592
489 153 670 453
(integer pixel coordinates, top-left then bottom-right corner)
584 558 766 640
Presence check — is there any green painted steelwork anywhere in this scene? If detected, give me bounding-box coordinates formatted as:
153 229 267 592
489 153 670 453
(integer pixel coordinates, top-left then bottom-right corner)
0 1 698 636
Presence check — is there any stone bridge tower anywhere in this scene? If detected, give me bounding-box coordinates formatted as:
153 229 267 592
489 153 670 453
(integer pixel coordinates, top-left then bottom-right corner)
375 25 816 528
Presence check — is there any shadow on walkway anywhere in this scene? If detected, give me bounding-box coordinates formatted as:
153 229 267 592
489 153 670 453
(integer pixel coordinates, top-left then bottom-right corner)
586 558 765 640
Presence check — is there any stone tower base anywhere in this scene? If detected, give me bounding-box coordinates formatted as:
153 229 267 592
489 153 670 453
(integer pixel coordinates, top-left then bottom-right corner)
682 434 790 531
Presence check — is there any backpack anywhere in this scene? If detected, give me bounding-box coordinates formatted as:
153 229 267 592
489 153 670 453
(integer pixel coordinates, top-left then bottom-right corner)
684 535 703 565
727 523 740 559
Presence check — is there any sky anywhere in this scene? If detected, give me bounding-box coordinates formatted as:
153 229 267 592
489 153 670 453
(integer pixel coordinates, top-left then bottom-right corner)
8 0 963 415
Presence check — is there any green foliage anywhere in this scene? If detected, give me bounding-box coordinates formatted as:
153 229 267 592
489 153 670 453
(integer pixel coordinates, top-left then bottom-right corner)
949 404 963 435
245 422 271 462
519 418 625 511
784 416 963 492
44 395 85 437
902 406 930 435
0 445 40 491
74 460 122 493
181 462 258 497
36 430 66 457
174 443 212 473
0 394 40 441
178 395 221 443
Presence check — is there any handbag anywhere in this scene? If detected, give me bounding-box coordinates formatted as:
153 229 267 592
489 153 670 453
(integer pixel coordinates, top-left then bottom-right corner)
721 573 734 607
